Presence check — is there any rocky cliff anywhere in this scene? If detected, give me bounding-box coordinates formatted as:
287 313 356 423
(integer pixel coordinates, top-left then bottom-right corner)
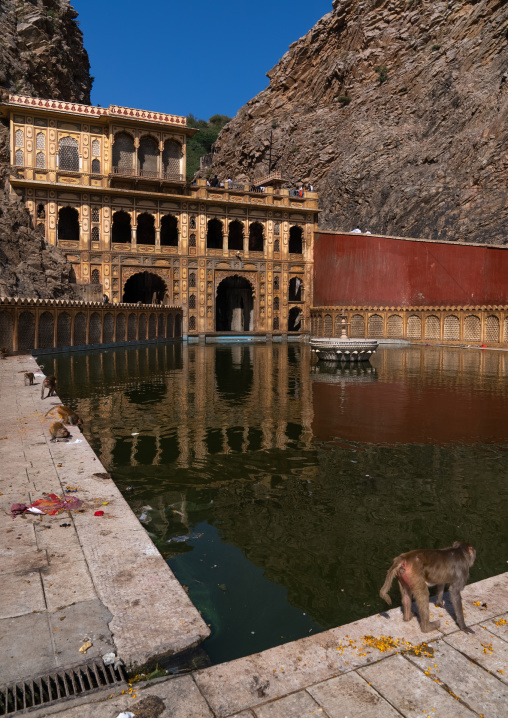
0 0 91 298
209 0 508 244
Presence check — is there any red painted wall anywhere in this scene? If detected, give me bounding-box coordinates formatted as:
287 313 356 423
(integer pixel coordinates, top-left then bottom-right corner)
314 233 508 307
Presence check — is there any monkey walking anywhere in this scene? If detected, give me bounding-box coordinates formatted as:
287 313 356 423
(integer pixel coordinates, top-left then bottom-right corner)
380 541 476 634
45 405 82 427
41 375 57 400
49 421 71 442
24 372 35 385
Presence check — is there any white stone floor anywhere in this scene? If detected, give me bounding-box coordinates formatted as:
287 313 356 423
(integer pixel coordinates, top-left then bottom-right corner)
2 355 507 717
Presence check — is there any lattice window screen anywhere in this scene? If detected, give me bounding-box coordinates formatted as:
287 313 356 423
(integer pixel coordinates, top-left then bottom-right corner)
443 315 460 340
387 315 403 338
0 312 13 351
274 276 280 290
89 313 101 343
38 312 54 349
73 313 86 344
162 140 181 176
15 149 23 166
464 315 481 341
139 315 147 339
324 314 333 337
274 222 280 236
91 268 100 284
36 132 45 150
189 233 196 247
138 136 158 174
57 313 71 348
189 316 196 330
274 239 280 253
486 315 499 342
36 152 45 168
148 314 157 339
190 216 196 229
91 227 100 242
128 314 137 340
407 315 421 338
189 273 196 288
116 314 126 341
18 312 35 352
92 139 100 156
189 294 196 309
91 158 100 173
351 314 365 337
103 314 114 343
273 316 279 330
15 129 24 146
59 137 79 171
504 317 508 343
91 207 100 222
113 133 135 170
368 314 384 338
425 315 440 339
274 297 279 310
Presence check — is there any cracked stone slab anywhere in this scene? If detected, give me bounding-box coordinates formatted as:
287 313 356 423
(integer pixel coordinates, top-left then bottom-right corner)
0 612 56 683
308 672 402 717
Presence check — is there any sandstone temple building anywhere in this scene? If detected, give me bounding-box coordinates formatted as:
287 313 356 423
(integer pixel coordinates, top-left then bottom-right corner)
1 95 318 338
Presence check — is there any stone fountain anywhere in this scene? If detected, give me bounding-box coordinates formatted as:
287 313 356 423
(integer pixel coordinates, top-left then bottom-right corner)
310 312 378 362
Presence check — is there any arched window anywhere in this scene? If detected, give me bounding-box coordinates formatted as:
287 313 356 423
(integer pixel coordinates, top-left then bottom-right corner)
138 136 158 175
324 314 333 336
160 214 178 246
58 136 79 171
351 314 365 337
112 211 131 243
189 315 196 331
58 206 79 241
274 221 280 236
425 315 440 340
91 268 100 284
273 296 279 310
91 158 100 174
162 139 181 177
92 139 100 156
189 233 196 247
249 222 264 251
274 239 280 253
91 226 100 242
91 207 100 222
15 149 23 166
103 313 114 343
273 316 279 330
36 152 45 168
207 218 223 249
137 212 155 245
36 132 45 150
289 277 302 301
116 314 126 341
464 315 481 342
57 312 71 348
15 129 24 146
407 315 421 339
189 272 196 288
228 220 244 250
189 215 196 229
289 226 303 254
444 315 460 340
368 314 384 338
274 276 280 290
387 314 403 338
37 204 46 218
189 294 196 309
112 132 135 172
486 315 500 342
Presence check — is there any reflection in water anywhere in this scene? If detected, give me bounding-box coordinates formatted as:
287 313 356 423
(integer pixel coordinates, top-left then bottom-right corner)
38 344 508 664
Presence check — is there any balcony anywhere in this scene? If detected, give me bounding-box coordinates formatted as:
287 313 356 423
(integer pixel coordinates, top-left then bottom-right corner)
110 167 184 182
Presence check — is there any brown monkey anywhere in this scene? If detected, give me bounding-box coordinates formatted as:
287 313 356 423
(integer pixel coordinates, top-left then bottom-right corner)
49 421 71 442
24 372 35 385
45 405 82 426
380 541 476 634
41 375 57 400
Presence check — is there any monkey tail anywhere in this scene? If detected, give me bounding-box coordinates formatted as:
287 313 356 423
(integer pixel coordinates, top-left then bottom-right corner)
379 558 403 605
44 406 61 418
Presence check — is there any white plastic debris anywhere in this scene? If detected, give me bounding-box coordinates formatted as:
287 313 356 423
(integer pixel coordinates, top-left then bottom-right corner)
103 652 124 670
26 507 45 514
66 439 83 444
116 713 134 718
131 432 140 436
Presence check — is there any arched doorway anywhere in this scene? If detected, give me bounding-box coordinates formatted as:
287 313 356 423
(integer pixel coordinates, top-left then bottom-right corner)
288 307 303 332
123 272 167 304
216 275 254 332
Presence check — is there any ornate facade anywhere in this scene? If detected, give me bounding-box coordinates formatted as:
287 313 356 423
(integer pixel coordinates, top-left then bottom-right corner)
1 95 318 337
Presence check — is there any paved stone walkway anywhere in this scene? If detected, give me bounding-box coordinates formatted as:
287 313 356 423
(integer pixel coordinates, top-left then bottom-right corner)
2 355 507 717
0 355 208 684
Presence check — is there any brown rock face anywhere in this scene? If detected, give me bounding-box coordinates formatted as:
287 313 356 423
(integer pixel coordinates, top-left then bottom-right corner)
209 0 508 244
0 0 91 299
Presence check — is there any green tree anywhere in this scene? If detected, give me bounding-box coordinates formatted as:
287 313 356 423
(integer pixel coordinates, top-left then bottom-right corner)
186 114 231 178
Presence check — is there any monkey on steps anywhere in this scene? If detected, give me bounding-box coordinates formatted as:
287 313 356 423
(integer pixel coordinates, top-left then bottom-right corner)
49 421 71 442
45 405 83 427
380 541 476 634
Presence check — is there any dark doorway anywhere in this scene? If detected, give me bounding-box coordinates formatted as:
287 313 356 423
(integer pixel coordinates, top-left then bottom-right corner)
249 222 264 252
289 225 303 254
123 272 167 304
58 207 79 242
288 307 303 331
289 277 303 302
228 220 244 251
137 213 155 245
112 211 131 243
216 275 254 332
161 214 178 246
207 218 223 249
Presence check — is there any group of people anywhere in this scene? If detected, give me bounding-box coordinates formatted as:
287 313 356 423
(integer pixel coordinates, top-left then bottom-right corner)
205 175 314 196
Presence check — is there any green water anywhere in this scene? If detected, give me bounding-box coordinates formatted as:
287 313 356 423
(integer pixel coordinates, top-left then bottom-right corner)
37 343 508 664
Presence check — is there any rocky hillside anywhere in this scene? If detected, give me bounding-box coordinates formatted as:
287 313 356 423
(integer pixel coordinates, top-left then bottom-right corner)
0 0 91 298
208 0 508 244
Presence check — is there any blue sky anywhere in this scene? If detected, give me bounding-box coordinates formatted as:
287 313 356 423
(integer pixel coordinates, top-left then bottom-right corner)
72 0 332 121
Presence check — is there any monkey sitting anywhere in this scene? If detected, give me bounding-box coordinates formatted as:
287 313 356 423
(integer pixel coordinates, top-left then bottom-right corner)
24 372 35 385
49 421 71 442
45 405 82 427
380 541 476 634
41 375 57 400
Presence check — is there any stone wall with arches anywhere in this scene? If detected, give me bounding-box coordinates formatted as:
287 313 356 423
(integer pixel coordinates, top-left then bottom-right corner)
310 306 508 345
0 297 183 354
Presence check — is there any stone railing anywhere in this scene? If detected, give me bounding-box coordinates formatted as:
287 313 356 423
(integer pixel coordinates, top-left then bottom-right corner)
310 306 508 345
0 297 183 354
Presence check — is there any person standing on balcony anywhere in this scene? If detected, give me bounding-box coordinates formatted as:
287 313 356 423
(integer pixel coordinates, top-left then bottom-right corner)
210 174 219 187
